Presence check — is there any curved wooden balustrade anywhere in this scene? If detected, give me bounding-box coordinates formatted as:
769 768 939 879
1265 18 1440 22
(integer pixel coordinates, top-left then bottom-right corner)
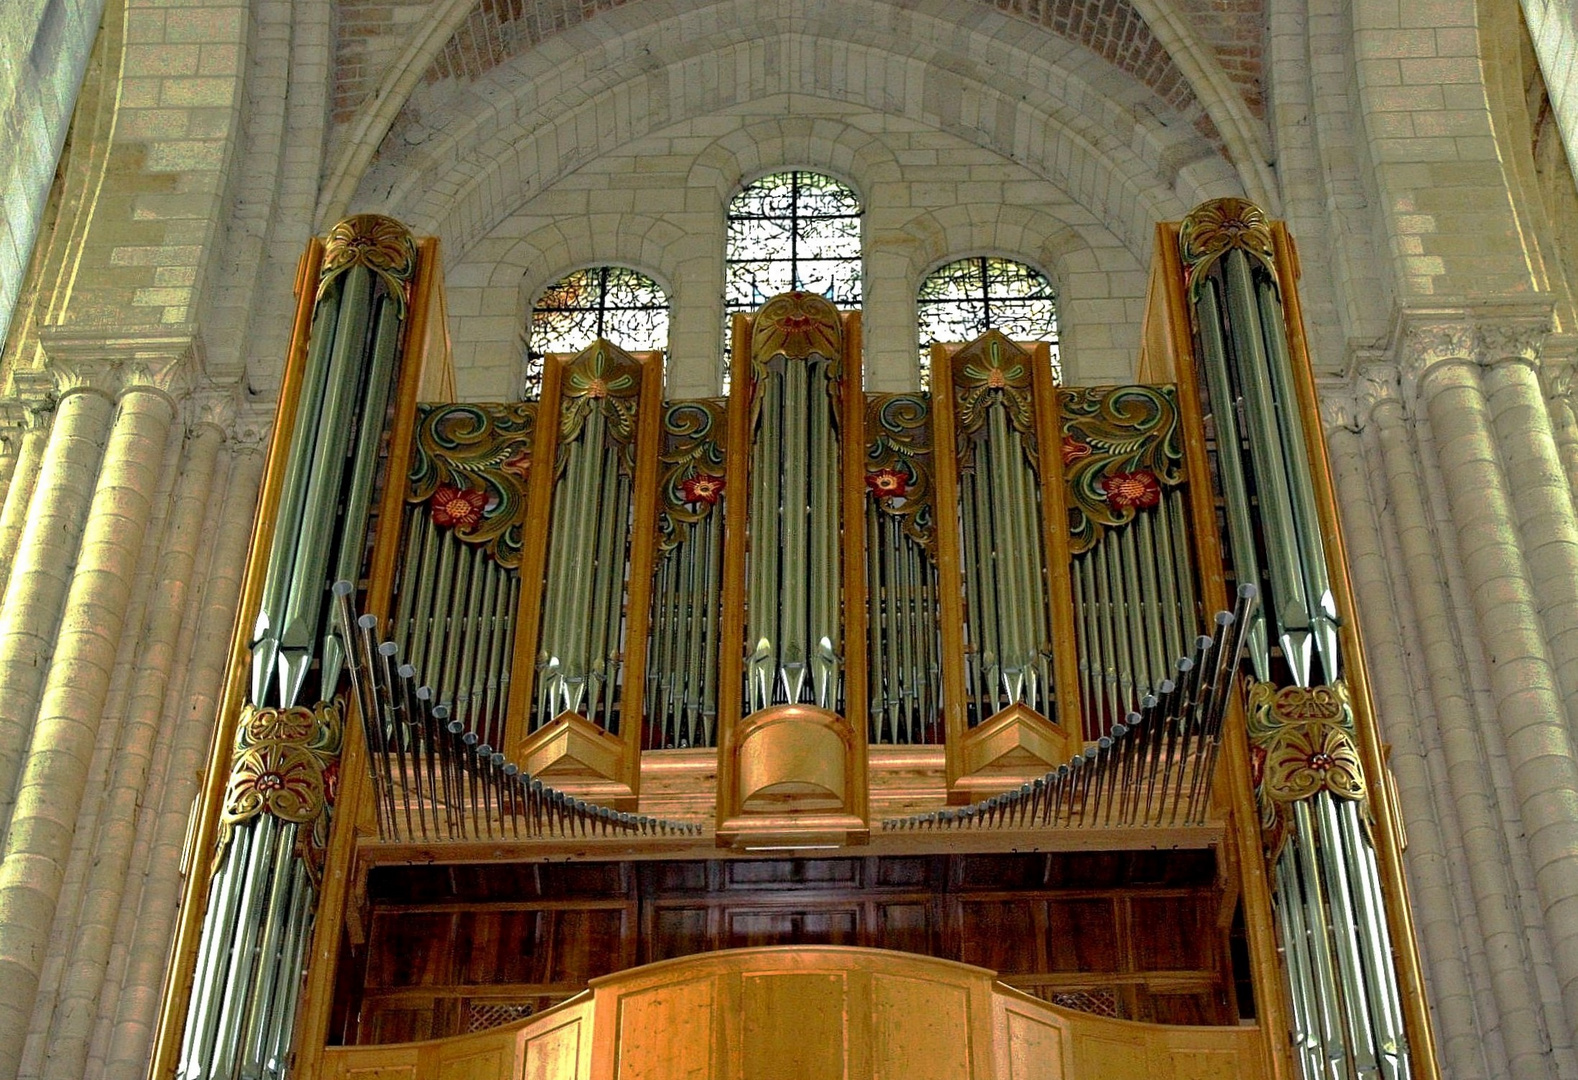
317 946 1270 1080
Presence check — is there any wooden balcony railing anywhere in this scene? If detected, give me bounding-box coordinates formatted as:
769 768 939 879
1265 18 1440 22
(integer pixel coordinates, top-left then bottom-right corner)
317 946 1272 1080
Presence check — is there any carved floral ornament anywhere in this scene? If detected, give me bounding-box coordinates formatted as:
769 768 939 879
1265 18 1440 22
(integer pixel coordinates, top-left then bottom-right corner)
1178 198 1277 298
559 339 644 474
864 393 936 554
220 701 345 868
1245 681 1366 805
657 399 727 552
750 291 844 378
318 214 419 317
1397 316 1553 390
951 332 1039 460
1058 385 1185 554
407 401 536 569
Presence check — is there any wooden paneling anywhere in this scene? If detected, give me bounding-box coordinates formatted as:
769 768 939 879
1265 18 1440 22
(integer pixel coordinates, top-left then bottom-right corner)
740 973 847 1080
609 976 716 1080
871 974 973 1080
323 949 1269 1080
348 852 1235 1044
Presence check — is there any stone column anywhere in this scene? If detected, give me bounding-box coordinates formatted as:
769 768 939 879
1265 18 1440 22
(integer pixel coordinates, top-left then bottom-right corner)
1477 324 1578 733
0 407 50 605
1412 325 1578 1041
0 366 180 1080
1324 379 1495 1080
1361 360 1552 1080
0 383 114 838
40 405 228 1080
99 430 264 1080
1539 350 1578 502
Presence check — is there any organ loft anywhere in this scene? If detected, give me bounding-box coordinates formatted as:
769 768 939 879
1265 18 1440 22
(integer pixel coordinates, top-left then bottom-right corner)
136 198 1433 1080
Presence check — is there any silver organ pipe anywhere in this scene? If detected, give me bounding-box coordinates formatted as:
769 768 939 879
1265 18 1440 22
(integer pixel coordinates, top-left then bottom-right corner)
644 400 727 749
163 212 1430 1080
184 216 418 1080
395 401 533 751
864 393 942 744
336 583 696 842
884 584 1256 831
742 294 846 714
532 343 647 733
1059 384 1198 739
943 334 1056 726
1181 198 1409 1080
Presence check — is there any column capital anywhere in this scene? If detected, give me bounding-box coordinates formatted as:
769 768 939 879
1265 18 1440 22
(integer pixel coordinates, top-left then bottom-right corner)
34 325 205 402
1542 355 1577 401
1397 319 1474 388
0 400 48 432
1474 319 1549 367
230 397 277 451
183 382 241 438
1386 302 1556 399
1356 362 1406 422
1317 378 1362 433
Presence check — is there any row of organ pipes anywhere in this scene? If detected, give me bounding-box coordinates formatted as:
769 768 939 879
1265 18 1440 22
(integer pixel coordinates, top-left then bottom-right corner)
158 202 1431 1080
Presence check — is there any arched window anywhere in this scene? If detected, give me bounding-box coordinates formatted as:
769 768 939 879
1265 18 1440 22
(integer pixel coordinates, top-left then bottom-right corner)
724 170 862 385
917 257 1060 387
525 265 669 399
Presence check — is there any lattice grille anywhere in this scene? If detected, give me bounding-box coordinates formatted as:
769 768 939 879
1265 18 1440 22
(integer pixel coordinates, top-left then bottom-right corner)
465 1001 536 1032
1019 986 1122 1018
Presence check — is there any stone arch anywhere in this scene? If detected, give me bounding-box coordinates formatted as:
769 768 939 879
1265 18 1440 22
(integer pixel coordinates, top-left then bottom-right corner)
866 203 1145 388
445 213 684 400
691 123 904 209
350 0 1241 267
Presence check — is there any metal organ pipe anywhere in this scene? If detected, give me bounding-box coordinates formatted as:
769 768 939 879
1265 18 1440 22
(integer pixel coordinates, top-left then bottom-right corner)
1179 199 1411 1080
744 298 844 715
176 216 420 1080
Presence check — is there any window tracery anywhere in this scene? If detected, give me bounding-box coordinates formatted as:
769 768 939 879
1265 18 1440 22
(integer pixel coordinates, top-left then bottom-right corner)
723 170 863 386
526 265 669 399
917 257 1060 388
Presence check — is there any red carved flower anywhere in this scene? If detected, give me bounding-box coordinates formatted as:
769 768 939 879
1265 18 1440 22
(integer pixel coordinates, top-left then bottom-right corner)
502 444 531 480
432 484 487 529
585 377 608 399
778 311 818 333
1102 470 1161 509
255 771 286 793
680 473 725 505
1306 751 1335 773
865 467 909 499
1061 435 1092 466
986 368 1007 389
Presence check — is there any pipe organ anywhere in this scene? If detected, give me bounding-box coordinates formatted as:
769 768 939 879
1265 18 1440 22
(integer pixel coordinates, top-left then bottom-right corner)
153 202 1437 1080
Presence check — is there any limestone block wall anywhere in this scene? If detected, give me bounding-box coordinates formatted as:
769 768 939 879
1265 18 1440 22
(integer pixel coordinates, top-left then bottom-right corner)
439 100 1153 400
0 0 111 355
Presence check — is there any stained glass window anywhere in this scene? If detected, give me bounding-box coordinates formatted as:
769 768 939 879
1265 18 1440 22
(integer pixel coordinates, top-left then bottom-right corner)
917 257 1060 387
723 171 863 386
526 266 669 399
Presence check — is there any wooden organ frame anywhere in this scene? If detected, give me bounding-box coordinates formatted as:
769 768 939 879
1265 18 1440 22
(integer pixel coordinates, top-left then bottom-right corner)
149 214 1439 1080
